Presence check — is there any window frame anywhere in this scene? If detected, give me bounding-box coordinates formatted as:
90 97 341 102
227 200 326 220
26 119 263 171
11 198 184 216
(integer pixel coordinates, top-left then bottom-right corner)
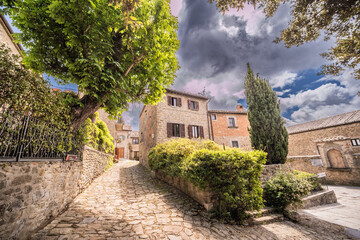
351 139 360 146
232 141 239 148
171 97 177 106
192 126 200 138
211 114 217 120
172 123 180 137
132 138 139 144
228 117 236 128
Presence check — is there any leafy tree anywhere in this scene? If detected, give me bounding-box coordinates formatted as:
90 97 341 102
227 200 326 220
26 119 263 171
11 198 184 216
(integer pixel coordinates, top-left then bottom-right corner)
209 0 360 79
1 0 179 131
245 64 288 164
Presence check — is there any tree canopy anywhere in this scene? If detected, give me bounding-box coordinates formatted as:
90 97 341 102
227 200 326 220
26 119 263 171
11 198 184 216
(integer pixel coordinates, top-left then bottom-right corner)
1 0 179 131
245 64 288 164
210 0 360 79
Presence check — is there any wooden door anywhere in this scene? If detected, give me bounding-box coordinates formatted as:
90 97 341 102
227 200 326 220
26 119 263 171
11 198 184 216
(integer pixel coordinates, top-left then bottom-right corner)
115 148 125 158
327 149 346 168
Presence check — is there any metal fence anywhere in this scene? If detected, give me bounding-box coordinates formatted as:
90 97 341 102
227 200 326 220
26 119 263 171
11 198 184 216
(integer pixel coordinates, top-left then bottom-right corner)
0 109 80 161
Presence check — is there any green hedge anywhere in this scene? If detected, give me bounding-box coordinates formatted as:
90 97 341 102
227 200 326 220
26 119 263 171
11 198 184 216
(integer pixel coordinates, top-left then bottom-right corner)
148 138 267 220
263 171 313 212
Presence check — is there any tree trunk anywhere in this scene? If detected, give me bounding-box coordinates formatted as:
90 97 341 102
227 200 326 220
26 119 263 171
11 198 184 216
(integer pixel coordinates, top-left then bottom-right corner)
70 94 103 132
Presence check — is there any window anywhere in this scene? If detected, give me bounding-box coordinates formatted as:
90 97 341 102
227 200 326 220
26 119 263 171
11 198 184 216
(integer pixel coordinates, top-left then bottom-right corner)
117 116 122 123
351 139 360 146
228 117 236 127
188 100 199 110
188 125 204 139
167 123 185 138
117 134 121 140
172 124 180 137
132 138 139 144
171 97 177 106
192 126 200 138
211 114 217 120
168 96 181 107
232 141 239 148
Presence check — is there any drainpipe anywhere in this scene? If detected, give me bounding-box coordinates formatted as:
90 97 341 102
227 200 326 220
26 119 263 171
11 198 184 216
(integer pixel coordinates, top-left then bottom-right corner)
206 98 214 140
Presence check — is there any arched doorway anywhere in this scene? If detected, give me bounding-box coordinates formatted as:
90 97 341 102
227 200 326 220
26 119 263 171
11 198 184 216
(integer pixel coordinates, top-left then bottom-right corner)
327 149 346 168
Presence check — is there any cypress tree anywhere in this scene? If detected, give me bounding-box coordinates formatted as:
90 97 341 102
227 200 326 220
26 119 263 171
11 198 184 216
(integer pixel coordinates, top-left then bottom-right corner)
245 64 288 164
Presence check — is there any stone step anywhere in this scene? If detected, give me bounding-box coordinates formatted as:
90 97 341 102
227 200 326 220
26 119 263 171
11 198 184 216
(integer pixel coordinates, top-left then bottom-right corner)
251 214 284 225
247 207 276 218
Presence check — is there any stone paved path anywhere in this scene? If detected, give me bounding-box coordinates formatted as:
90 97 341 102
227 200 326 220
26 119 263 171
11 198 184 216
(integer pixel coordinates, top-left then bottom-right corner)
33 160 352 240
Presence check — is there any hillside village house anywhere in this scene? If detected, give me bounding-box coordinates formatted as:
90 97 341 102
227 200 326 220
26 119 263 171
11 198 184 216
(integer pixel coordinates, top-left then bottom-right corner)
139 89 210 167
114 119 139 160
208 105 251 150
0 14 22 56
139 89 251 167
286 110 360 185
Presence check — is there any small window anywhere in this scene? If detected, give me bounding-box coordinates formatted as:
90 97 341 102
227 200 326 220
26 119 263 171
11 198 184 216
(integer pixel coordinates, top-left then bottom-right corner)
132 138 139 144
228 117 235 127
190 101 196 109
351 139 360 146
232 141 239 148
171 97 177 106
188 100 198 110
211 114 217 120
192 126 200 138
172 124 180 137
117 116 122 123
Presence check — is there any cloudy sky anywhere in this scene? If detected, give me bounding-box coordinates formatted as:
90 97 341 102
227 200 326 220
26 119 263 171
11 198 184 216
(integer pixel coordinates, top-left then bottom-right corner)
6 0 360 130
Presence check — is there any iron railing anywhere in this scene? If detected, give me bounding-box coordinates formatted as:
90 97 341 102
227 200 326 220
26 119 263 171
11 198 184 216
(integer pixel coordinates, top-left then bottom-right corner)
0 109 80 161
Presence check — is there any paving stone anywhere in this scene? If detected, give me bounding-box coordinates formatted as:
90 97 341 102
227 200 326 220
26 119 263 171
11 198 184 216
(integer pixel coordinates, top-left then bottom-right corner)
31 160 352 240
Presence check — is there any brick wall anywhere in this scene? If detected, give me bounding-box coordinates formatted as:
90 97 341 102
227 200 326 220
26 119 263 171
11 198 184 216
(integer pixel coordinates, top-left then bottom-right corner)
0 146 112 239
208 110 251 150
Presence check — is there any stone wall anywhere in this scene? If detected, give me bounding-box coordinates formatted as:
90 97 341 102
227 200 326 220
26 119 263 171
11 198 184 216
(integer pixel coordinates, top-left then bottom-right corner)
0 15 22 56
261 164 292 183
288 122 360 156
139 105 158 167
286 155 360 186
97 109 117 142
0 146 112 239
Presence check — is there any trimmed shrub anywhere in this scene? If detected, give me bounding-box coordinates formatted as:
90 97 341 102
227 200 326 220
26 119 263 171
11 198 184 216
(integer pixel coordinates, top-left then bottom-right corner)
294 170 323 191
148 139 267 221
263 171 312 212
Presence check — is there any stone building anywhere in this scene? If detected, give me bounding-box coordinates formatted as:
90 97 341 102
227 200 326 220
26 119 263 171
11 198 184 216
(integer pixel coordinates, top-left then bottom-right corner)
0 14 22 56
208 105 251 150
139 89 210 167
114 122 139 160
286 110 360 185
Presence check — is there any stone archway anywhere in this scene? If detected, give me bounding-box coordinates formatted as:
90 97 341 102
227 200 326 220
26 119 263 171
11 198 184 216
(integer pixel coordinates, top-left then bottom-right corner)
327 149 346 168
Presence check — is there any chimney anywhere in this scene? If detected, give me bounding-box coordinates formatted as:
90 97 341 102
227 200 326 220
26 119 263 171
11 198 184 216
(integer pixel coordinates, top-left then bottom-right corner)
236 105 244 112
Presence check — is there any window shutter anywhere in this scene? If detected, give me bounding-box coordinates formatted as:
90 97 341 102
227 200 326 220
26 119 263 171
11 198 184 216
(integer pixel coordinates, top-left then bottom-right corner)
168 96 172 106
180 124 185 137
188 125 193 139
200 126 204 139
195 101 199 111
178 98 182 107
188 100 191 109
167 123 172 137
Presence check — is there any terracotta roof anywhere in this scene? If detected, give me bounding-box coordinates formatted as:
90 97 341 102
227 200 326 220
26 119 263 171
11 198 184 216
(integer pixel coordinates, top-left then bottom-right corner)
208 110 247 115
287 110 360 134
166 88 209 100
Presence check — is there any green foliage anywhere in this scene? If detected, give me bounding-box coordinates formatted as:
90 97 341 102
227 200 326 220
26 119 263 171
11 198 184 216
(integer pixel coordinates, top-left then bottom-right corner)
245 64 288 164
294 170 322 192
148 138 222 177
209 0 360 79
1 0 179 129
80 112 114 153
0 44 72 127
148 138 267 221
263 171 313 212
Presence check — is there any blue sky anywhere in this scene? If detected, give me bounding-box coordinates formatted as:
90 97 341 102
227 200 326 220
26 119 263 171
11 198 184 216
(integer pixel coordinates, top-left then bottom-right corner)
5 0 359 130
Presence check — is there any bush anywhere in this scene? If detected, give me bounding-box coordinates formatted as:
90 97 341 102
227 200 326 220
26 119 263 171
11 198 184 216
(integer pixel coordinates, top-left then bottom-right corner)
263 171 313 212
148 139 267 221
294 170 322 191
79 112 114 153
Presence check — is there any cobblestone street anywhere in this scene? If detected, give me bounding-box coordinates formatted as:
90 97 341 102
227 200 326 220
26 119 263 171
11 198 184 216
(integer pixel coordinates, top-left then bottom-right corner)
33 160 351 240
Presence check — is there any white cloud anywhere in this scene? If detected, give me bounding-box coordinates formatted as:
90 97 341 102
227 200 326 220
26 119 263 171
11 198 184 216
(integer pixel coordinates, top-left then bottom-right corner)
269 71 298 89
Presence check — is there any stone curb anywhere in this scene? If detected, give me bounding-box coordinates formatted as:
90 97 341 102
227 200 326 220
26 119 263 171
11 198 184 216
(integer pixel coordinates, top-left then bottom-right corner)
287 210 360 239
